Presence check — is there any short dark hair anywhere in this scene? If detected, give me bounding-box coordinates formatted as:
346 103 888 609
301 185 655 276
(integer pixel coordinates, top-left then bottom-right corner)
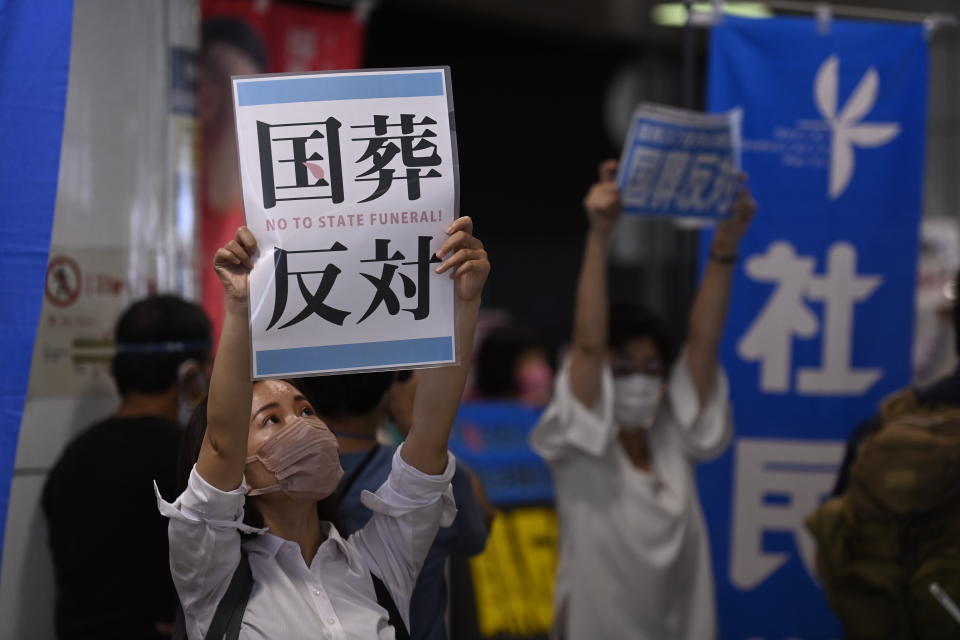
202 16 268 73
177 395 342 532
608 304 676 367
475 326 545 399
292 372 396 420
111 295 211 397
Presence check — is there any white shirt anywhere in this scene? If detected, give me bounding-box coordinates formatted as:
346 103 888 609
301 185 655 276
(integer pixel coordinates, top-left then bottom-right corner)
155 446 456 640
530 352 731 640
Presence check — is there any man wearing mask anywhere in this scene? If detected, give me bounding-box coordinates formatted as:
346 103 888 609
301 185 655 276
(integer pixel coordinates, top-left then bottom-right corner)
530 161 756 639
43 295 211 639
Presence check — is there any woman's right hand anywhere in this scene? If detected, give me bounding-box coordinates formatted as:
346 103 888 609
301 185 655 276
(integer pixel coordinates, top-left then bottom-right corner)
214 226 257 303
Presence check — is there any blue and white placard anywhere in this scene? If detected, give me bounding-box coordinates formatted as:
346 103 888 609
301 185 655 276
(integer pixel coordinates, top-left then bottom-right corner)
232 68 459 378
616 102 742 220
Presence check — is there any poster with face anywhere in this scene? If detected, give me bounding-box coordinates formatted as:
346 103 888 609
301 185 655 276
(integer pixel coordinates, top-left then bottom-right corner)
232 68 459 378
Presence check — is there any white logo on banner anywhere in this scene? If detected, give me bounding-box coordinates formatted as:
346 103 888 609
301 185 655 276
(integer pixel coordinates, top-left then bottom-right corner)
738 241 883 395
731 438 845 589
739 54 901 199
814 55 901 199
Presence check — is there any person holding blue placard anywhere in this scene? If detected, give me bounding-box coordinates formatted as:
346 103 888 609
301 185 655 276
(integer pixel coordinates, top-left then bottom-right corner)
157 219 489 640
530 160 755 640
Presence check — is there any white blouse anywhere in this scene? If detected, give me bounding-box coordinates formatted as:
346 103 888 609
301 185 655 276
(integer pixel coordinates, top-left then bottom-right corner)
155 446 456 640
530 351 732 640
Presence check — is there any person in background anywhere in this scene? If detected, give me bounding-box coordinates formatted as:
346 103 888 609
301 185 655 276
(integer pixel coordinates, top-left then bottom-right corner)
43 295 211 640
295 370 492 640
530 160 755 640
197 16 267 340
473 325 554 407
805 275 960 639
832 282 960 496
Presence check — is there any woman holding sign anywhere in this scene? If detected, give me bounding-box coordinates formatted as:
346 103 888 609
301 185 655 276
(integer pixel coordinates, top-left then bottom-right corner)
157 219 489 640
530 160 755 640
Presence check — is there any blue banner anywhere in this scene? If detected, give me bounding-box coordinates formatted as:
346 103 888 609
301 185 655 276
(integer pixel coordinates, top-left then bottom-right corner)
449 402 551 506
702 16 927 640
0 0 73 566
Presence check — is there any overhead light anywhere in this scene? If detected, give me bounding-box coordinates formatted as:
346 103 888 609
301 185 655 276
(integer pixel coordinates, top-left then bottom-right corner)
652 2 773 27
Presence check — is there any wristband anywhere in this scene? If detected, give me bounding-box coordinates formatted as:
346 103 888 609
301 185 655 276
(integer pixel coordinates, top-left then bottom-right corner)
709 250 738 264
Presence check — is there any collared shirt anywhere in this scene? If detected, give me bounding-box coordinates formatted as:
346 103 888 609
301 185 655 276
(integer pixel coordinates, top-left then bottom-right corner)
340 446 489 640
530 351 731 640
156 446 456 640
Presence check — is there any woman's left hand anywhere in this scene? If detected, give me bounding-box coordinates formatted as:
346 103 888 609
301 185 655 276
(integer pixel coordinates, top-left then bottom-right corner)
713 182 757 255
435 216 490 303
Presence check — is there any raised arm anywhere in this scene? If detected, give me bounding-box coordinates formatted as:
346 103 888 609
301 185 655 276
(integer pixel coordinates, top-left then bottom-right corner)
685 186 756 404
569 160 621 409
196 227 258 491
402 216 490 475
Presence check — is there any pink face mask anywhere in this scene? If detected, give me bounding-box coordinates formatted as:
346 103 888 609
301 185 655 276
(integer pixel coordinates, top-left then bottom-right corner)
246 417 344 503
517 360 554 407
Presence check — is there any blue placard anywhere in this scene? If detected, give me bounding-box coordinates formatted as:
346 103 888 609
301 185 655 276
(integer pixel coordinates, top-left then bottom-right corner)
701 16 927 640
448 402 552 506
617 104 741 220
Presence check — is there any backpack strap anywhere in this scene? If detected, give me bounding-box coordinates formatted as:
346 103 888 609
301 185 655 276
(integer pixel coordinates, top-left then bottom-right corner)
217 550 253 640
170 550 253 640
371 572 410 640
880 387 919 420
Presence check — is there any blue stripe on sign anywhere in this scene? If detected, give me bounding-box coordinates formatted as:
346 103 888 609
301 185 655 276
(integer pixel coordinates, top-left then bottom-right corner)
256 336 454 376
237 72 445 106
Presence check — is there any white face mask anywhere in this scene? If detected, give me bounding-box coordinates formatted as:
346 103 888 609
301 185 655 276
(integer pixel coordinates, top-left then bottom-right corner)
613 373 662 431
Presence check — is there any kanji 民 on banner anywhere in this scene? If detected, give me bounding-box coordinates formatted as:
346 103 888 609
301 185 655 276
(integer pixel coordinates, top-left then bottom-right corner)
232 68 459 378
616 103 742 221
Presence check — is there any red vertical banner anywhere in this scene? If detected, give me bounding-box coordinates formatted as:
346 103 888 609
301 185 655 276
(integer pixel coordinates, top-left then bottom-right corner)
203 0 365 72
199 0 366 340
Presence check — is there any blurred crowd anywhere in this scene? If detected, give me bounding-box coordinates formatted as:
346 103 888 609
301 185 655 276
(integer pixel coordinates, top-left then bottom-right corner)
35 13 960 640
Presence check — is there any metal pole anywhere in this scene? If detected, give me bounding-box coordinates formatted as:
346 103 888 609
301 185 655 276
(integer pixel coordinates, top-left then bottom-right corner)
765 0 956 27
682 0 695 109
674 0 699 337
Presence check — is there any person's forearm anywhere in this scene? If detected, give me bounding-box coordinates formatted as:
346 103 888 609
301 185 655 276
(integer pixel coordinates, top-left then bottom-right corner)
573 229 611 355
403 297 481 475
567 228 611 408
686 241 737 403
688 258 734 355
199 299 252 487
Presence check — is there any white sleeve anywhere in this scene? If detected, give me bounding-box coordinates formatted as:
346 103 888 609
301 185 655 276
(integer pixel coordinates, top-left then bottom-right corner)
666 348 733 461
529 358 617 461
155 466 265 640
350 446 457 628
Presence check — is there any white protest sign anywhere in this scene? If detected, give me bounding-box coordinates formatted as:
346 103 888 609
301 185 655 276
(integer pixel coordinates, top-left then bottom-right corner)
616 103 742 221
232 68 459 379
